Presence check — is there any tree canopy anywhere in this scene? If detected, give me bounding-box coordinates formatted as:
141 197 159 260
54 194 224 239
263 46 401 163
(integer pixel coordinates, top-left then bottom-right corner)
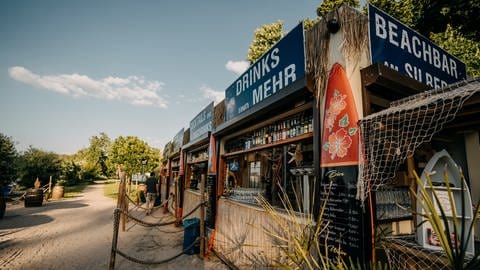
85 132 111 177
108 136 160 178
17 147 62 188
247 20 284 64
316 0 359 18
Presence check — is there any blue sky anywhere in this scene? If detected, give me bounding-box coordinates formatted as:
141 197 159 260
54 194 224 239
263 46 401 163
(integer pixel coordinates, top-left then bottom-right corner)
0 0 321 154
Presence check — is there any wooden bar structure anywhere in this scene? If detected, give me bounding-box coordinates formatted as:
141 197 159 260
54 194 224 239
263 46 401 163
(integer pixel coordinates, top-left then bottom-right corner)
174 5 480 268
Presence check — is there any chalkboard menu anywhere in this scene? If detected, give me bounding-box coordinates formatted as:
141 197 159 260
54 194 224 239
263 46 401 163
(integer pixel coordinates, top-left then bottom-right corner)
320 167 370 263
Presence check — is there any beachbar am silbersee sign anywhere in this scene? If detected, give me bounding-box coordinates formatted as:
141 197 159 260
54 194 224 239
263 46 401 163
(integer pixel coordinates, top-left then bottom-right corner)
225 22 306 122
368 4 466 88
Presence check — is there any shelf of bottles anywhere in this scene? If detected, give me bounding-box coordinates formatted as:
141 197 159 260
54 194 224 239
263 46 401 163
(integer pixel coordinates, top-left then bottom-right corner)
187 148 208 164
170 159 180 168
225 111 313 154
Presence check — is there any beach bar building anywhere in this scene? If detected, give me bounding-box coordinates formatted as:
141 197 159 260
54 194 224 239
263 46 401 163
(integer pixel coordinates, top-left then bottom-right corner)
176 4 479 268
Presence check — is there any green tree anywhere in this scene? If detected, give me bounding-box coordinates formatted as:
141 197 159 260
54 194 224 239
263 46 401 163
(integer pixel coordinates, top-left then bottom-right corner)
316 0 359 18
430 24 480 77
85 132 111 177
108 136 160 179
247 20 284 64
0 133 17 187
0 133 17 218
61 161 82 186
17 147 62 188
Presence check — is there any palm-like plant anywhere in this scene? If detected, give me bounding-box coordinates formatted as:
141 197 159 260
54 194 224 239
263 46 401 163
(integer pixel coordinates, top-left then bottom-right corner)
255 181 342 269
412 170 480 269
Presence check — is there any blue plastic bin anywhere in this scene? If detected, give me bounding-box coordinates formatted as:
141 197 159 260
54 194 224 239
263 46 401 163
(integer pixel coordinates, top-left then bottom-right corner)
183 218 200 255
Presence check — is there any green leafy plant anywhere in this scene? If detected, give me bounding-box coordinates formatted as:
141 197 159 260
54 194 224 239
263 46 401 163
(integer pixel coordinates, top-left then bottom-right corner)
256 182 344 269
55 179 66 186
412 170 480 269
255 177 396 270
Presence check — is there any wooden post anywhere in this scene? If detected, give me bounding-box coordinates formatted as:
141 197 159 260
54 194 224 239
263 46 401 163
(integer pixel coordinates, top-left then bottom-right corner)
200 174 205 258
110 173 125 270
407 156 417 227
48 176 52 201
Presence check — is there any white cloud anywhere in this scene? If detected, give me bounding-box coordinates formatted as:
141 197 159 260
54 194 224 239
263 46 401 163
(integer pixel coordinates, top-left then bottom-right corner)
200 84 224 104
225 60 249 75
8 66 168 108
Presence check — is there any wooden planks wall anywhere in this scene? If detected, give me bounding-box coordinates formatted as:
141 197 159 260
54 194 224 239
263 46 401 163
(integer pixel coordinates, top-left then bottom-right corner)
183 189 203 219
214 198 308 268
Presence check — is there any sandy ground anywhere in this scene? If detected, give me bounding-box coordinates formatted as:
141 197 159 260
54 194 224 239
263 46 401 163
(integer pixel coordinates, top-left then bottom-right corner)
0 182 229 270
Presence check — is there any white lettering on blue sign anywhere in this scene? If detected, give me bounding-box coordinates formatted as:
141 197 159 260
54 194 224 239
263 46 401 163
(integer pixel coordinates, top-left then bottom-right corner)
252 63 296 105
236 48 280 96
369 4 466 89
225 23 305 122
374 13 459 79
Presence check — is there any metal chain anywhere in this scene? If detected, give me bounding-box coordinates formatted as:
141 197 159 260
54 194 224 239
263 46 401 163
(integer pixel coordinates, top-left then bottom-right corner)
114 238 200 265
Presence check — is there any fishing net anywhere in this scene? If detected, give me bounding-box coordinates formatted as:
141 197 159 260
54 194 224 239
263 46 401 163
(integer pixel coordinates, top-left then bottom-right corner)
357 78 480 202
382 235 451 270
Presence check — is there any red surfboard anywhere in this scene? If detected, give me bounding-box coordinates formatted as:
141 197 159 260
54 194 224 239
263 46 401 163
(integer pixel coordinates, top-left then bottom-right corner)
321 63 359 167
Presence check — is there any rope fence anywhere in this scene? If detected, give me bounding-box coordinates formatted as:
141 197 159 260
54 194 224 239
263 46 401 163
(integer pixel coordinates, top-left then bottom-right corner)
108 178 210 269
115 238 200 265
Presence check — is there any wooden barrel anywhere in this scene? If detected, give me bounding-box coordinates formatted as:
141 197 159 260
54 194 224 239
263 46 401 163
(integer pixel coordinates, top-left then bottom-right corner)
51 186 65 200
24 188 44 207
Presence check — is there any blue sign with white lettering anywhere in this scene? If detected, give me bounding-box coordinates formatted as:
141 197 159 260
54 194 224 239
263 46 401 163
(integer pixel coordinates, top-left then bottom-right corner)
225 22 306 122
369 4 466 88
190 102 213 141
172 128 184 153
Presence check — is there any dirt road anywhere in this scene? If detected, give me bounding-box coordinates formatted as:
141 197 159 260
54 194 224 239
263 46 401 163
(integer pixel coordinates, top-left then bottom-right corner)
0 182 228 270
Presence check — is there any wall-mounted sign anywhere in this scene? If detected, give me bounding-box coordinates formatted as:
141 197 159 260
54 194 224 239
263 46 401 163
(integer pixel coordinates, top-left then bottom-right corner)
163 141 172 160
171 128 184 154
368 4 466 89
225 22 306 122
190 102 213 141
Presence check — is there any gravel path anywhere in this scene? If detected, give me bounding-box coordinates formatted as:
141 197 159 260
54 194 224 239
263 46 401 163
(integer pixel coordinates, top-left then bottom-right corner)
0 182 229 270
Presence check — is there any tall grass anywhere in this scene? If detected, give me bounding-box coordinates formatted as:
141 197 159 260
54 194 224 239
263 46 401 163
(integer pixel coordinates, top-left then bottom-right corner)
255 181 351 269
63 182 89 198
103 179 139 202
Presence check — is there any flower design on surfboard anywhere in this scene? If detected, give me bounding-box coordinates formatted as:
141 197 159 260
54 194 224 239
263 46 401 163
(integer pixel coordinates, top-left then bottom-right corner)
321 63 359 167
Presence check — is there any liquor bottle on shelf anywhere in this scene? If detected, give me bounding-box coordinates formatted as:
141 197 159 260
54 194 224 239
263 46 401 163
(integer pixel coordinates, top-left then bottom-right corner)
286 119 291 138
263 127 268 144
308 115 313 133
292 118 296 136
274 124 279 143
303 116 309 134
278 122 283 141
272 125 276 143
